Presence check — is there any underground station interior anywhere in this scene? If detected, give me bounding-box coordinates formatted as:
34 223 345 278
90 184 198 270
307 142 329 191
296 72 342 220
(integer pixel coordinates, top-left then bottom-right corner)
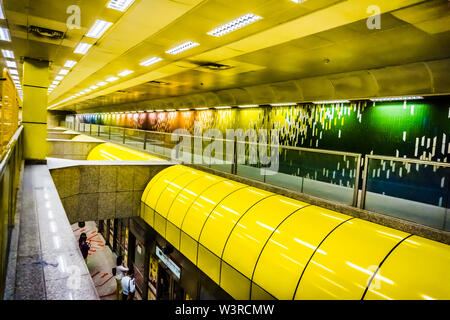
0 0 449 309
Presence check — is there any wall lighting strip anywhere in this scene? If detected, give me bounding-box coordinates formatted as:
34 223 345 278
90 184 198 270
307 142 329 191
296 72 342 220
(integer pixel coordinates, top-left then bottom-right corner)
64 60 77 68
238 104 259 108
270 103 297 106
140 57 163 67
370 96 424 102
86 20 113 39
0 27 11 42
107 0 135 12
118 70 134 77
312 100 350 104
166 41 199 55
2 49 14 58
74 42 92 54
207 13 262 37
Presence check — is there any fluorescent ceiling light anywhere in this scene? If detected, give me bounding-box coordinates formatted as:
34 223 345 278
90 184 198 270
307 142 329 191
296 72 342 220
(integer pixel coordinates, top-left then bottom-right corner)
11 75 19 80
166 41 199 55
9 69 18 75
140 57 162 67
89 85 99 90
167 109 176 112
74 43 92 54
207 13 262 37
291 0 308 3
58 69 69 75
370 96 424 102
52 80 60 85
49 84 56 88
312 100 350 104
238 104 259 108
195 107 209 110
64 60 77 68
107 0 135 12
6 60 16 68
0 27 11 42
86 20 113 39
2 49 14 58
97 81 108 86
155 109 163 112
214 106 231 109
85 88 92 93
117 70 134 77
55 75 64 81
106 76 119 82
270 103 297 107
0 4 4 19
178 108 190 111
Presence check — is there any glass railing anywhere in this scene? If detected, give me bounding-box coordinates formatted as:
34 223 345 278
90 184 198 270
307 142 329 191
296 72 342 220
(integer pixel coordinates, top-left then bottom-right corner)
361 155 450 231
77 122 362 207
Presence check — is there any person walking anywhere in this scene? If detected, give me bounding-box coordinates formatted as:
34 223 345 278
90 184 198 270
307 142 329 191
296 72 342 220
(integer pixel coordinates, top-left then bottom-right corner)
114 256 129 300
79 233 90 263
121 270 135 301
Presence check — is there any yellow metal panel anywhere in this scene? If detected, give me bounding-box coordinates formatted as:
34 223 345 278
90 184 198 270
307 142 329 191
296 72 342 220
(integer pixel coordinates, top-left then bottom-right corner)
87 142 163 161
71 135 103 142
144 166 189 210
364 236 450 300
199 187 273 258
141 165 177 202
253 206 350 300
181 180 245 242
23 123 48 160
165 221 181 250
154 212 167 236
180 231 198 265
222 195 308 279
197 244 221 284
155 168 204 218
296 219 409 300
220 261 251 300
166 174 226 228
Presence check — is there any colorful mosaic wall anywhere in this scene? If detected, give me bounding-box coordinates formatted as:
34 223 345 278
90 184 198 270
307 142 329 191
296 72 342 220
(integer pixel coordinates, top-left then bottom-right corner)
78 97 450 162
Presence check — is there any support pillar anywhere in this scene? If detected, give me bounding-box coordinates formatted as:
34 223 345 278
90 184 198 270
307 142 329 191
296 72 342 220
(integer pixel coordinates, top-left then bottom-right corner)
22 58 49 162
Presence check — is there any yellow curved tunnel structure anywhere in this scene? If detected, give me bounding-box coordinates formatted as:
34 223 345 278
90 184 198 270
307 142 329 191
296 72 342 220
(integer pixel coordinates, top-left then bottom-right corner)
140 165 450 300
72 135 164 161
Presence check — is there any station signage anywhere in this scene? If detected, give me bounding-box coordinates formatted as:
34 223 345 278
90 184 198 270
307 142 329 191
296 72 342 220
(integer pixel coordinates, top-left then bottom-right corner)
156 246 181 279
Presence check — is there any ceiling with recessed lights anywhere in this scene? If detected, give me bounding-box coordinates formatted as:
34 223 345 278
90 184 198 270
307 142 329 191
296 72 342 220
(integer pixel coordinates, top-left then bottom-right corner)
0 0 449 112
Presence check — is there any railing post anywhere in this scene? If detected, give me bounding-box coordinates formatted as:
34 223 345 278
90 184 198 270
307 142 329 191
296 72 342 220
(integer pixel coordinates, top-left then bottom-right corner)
89 124 92 135
108 126 111 140
123 128 126 144
98 125 100 136
359 155 370 209
352 155 362 207
143 131 147 150
232 138 238 175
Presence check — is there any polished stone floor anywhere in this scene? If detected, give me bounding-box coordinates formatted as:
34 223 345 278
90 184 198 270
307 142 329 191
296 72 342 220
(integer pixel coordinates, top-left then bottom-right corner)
5 165 98 300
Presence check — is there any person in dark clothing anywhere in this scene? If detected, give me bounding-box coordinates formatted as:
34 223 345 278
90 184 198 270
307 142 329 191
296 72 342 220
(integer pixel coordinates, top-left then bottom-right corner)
79 232 90 263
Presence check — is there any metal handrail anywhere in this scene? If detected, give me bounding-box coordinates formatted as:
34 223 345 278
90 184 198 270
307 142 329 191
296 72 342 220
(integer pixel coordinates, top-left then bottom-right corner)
360 153 450 209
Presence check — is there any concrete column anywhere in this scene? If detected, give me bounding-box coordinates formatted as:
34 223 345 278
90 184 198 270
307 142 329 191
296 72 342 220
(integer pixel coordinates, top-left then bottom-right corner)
22 58 49 162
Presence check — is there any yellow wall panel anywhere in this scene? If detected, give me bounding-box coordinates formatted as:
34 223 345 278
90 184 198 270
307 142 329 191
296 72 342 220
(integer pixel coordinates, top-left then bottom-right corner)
181 180 245 242
199 187 273 258
296 219 409 300
253 206 350 300
364 236 450 300
222 195 308 279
